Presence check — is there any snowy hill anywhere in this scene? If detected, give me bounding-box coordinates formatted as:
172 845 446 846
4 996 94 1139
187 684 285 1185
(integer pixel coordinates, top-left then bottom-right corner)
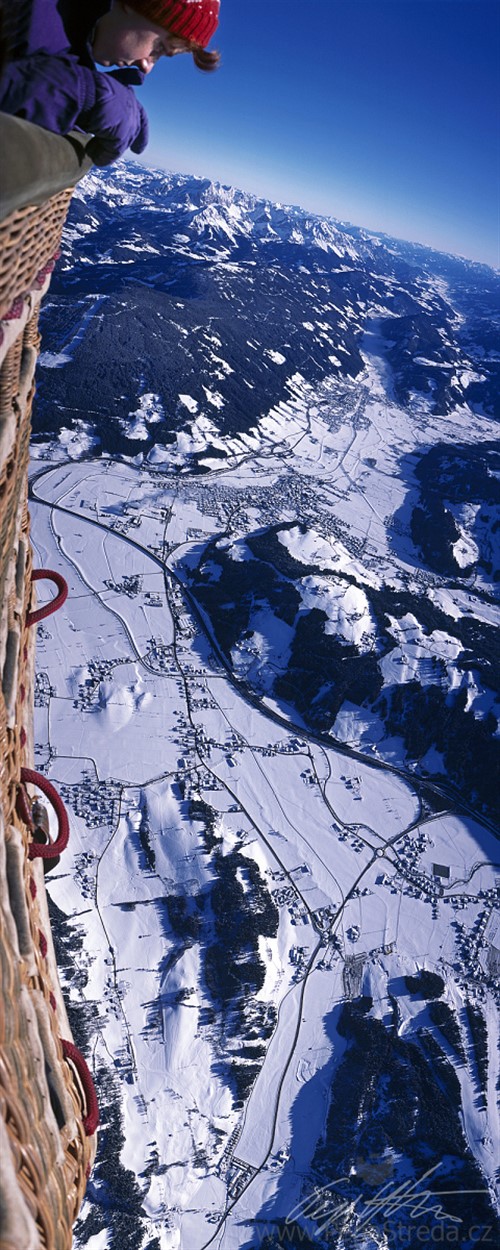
29 162 500 1250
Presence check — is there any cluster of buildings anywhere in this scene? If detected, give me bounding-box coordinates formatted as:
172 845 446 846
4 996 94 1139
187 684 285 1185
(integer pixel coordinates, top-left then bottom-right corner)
58 771 121 829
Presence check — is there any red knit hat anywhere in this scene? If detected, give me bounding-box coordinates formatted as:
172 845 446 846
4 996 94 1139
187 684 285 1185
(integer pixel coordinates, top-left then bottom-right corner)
128 1 220 48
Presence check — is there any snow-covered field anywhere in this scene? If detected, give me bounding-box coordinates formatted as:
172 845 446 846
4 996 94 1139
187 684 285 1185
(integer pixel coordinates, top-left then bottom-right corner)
29 307 499 1247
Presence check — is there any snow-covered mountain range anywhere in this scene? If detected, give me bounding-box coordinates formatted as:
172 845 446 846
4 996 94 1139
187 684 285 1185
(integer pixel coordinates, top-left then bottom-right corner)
30 162 500 1250
36 163 499 456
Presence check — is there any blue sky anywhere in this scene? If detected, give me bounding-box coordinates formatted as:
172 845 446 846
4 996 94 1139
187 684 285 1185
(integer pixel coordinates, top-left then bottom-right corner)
139 1 500 267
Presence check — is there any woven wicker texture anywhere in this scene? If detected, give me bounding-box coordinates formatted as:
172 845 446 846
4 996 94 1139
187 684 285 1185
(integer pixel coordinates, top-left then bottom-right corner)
1 171 98 1248
0 191 72 318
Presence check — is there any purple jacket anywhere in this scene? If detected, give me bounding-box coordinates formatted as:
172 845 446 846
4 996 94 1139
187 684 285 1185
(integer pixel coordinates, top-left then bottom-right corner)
0 0 148 165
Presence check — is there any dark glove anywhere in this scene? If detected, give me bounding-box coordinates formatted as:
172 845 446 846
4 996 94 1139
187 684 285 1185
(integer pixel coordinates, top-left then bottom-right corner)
107 67 147 88
80 73 149 165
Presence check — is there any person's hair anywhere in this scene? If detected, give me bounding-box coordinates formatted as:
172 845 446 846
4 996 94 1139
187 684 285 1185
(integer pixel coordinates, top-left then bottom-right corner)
189 42 220 71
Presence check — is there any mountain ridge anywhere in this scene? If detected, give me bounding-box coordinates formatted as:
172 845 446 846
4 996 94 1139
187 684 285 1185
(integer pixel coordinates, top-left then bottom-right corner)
34 161 499 462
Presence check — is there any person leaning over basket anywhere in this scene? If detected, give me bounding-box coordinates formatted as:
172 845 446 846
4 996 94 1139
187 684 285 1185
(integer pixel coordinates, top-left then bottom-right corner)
0 1 220 166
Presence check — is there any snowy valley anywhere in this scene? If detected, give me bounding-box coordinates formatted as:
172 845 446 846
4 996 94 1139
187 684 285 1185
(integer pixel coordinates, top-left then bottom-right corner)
28 162 500 1250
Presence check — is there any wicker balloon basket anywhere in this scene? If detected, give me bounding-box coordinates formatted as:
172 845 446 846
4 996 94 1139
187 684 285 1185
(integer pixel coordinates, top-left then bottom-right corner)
1 119 97 1250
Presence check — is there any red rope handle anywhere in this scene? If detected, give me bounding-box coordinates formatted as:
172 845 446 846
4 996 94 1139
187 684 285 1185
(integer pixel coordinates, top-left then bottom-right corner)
20 769 70 860
26 569 68 627
61 1039 99 1136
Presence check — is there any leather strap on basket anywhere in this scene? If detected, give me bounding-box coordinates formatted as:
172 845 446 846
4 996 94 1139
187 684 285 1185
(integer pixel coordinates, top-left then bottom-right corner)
61 1039 99 1136
18 768 70 860
26 569 68 627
